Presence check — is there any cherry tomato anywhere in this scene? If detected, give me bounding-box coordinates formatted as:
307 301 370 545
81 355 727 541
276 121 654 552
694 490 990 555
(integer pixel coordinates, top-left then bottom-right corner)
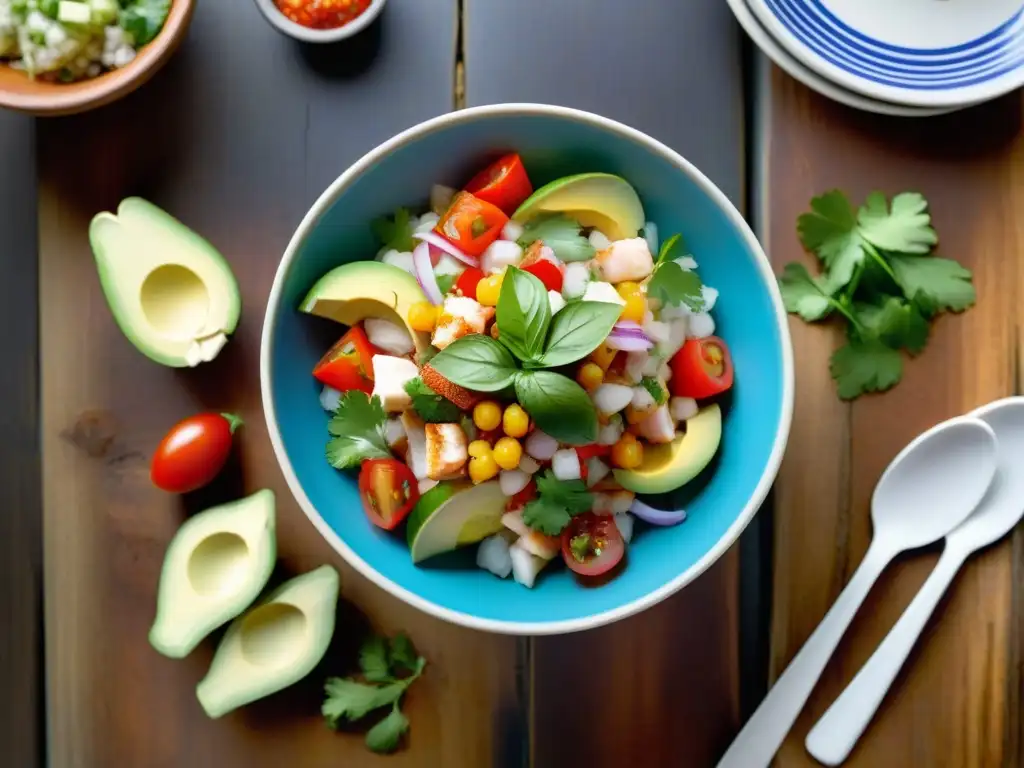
523 258 563 293
560 513 625 577
505 478 537 512
455 266 485 300
151 413 242 493
358 459 419 530
434 191 509 258
463 153 534 214
669 337 735 399
312 326 379 394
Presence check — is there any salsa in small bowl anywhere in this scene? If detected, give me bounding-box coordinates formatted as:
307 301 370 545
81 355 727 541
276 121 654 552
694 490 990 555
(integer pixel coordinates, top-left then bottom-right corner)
252 0 384 43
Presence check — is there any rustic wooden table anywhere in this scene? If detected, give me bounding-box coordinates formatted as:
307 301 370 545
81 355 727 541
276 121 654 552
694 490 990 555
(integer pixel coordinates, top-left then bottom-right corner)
1 1 1020 766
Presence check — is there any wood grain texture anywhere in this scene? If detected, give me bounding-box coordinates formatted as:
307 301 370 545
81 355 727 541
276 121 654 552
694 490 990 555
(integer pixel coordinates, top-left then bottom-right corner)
38 3 523 767
465 1 747 764
764 67 1024 767
0 109 42 768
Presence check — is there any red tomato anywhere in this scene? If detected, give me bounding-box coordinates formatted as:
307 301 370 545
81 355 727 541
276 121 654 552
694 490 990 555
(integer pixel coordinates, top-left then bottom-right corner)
560 513 625 577
455 266 485 299
151 413 242 493
523 259 563 292
358 459 419 530
435 191 509 258
312 326 378 394
505 478 537 511
463 153 534 214
669 337 735 399
575 444 611 462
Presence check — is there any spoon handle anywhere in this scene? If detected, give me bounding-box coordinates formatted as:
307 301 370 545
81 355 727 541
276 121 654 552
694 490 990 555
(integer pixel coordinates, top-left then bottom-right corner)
805 545 968 765
716 540 895 768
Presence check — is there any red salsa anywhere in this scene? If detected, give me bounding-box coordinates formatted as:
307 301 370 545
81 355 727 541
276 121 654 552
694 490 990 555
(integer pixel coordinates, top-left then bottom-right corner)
276 0 372 30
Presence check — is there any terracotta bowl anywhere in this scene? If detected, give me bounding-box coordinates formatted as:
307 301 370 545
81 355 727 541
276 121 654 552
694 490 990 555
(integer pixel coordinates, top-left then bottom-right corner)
0 0 195 117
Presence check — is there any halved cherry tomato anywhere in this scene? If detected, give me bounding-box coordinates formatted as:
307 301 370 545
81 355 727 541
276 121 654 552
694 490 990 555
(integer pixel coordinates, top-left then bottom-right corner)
151 412 243 493
560 513 625 577
506 478 537 511
313 326 378 394
435 191 509 258
463 153 534 214
523 258 563 293
358 459 419 530
455 266 485 299
669 337 735 399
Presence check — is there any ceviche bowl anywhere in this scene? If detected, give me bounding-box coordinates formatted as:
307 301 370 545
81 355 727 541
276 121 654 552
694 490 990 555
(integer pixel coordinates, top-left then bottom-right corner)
261 104 793 635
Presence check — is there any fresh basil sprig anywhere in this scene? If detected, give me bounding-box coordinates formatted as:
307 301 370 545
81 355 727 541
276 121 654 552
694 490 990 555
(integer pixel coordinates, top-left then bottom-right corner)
497 267 551 361
428 335 518 392
536 300 622 368
514 371 597 444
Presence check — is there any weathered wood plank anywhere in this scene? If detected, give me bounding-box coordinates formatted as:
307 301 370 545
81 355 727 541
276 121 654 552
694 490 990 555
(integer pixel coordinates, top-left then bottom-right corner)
764 67 1022 767
39 3 522 766
0 109 42 768
465 1 747 764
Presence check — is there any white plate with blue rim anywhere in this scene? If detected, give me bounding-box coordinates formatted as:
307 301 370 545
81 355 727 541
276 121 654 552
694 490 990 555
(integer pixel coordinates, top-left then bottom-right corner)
746 0 1024 108
727 0 958 116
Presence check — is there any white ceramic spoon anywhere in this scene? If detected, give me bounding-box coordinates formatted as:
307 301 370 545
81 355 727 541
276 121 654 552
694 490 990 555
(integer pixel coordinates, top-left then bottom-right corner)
805 397 1024 765
716 415 999 768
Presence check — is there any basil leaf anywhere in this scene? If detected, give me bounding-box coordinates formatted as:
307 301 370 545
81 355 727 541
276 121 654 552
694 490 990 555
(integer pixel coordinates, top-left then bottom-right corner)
429 335 519 392
497 266 551 362
539 300 622 367
514 371 598 445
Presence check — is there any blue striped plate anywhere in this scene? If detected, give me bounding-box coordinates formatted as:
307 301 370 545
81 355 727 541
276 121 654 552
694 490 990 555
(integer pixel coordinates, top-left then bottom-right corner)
747 0 1024 107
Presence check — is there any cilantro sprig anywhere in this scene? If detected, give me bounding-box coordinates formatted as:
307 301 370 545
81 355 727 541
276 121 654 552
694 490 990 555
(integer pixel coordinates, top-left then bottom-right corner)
778 190 975 400
323 632 427 754
648 233 705 311
371 208 417 253
404 377 461 423
325 391 392 469
522 470 593 535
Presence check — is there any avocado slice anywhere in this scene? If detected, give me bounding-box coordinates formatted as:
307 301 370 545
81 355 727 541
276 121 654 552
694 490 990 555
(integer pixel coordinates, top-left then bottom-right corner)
149 489 277 659
613 404 722 494
196 564 340 719
512 173 646 241
89 198 242 368
300 261 431 354
407 480 507 563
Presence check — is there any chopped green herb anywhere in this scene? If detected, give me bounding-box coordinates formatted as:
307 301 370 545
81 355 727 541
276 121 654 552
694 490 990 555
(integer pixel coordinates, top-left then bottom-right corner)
371 208 417 253
119 0 171 47
647 260 704 312
641 377 668 405
325 391 392 469
522 470 593 535
404 377 462 423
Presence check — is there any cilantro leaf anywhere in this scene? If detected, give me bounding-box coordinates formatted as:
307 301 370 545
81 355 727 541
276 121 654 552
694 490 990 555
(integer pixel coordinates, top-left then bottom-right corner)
777 263 835 321
797 190 864 287
523 470 593 535
388 633 419 673
657 233 688 264
119 0 171 47
371 208 417 253
641 376 667 405
647 261 705 312
359 635 391 683
857 191 936 254
325 391 392 469
404 378 462 423
855 297 929 355
322 679 405 725
888 254 975 313
366 704 410 754
517 214 595 263
829 338 903 400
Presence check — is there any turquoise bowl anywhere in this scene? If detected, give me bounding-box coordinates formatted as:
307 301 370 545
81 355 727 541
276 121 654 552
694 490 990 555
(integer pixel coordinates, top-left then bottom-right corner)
261 104 793 635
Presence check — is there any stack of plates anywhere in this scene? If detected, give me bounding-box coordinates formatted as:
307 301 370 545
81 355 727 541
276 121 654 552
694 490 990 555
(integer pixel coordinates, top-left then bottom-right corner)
728 0 1024 116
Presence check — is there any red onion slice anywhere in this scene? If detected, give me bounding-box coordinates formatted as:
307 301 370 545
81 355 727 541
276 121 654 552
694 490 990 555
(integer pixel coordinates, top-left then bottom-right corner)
413 230 478 267
607 321 654 351
630 499 687 526
412 242 444 306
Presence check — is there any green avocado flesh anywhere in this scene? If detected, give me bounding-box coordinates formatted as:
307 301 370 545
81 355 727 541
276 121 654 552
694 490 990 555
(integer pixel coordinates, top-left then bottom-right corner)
299 261 431 353
89 197 241 368
511 173 646 241
407 480 507 563
149 489 277 660
613 404 723 494
197 564 340 719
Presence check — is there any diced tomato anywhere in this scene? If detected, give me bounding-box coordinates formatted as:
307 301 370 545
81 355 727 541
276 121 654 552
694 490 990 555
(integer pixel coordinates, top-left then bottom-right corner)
669 337 735 399
312 326 378 394
455 267 485 299
523 258 563 293
463 153 533 214
358 459 419 530
575 444 611 462
435 191 508 258
561 513 625 577
505 478 537 511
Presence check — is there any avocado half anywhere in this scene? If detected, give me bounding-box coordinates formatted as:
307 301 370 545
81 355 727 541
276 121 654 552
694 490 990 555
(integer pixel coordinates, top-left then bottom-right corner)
613 404 722 494
511 173 646 241
89 198 242 368
299 261 431 354
149 489 277 659
197 564 341 719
